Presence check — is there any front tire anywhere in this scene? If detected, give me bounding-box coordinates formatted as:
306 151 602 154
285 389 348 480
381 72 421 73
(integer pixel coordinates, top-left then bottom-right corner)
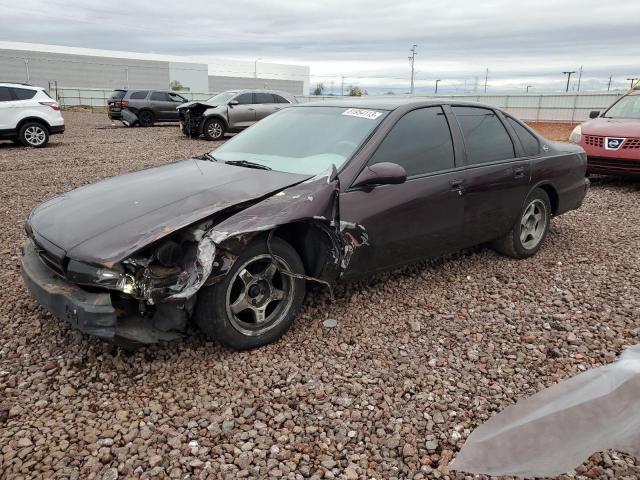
493 188 551 259
203 117 225 141
195 237 306 350
19 122 49 148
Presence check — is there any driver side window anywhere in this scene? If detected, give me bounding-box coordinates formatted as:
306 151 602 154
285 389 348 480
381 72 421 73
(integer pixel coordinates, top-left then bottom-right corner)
235 93 253 105
368 107 455 177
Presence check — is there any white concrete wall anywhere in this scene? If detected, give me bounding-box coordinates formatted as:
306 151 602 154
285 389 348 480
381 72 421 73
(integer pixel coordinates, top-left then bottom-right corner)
0 42 310 93
168 62 208 92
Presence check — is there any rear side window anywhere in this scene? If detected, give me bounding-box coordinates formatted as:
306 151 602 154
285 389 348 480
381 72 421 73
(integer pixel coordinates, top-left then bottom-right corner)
150 92 169 101
274 95 290 104
168 92 186 102
12 88 37 100
235 93 253 105
368 106 455 177
254 92 275 104
0 87 12 102
452 106 515 165
506 116 540 156
129 91 149 100
110 90 126 100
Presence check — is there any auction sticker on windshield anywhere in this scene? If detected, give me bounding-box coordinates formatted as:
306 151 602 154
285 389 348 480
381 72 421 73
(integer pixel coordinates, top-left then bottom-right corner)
342 108 383 120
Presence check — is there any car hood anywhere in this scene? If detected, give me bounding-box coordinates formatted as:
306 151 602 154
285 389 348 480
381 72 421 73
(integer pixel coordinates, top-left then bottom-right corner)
28 159 308 266
581 117 640 137
178 101 219 110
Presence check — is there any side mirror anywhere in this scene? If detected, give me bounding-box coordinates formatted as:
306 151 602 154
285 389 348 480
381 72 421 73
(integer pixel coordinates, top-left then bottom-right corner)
228 100 239 107
589 110 600 119
352 162 407 189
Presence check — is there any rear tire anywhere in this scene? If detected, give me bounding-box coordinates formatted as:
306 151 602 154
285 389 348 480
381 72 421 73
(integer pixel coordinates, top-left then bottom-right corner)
19 122 49 148
138 110 155 127
203 117 225 141
493 188 551 259
195 237 306 350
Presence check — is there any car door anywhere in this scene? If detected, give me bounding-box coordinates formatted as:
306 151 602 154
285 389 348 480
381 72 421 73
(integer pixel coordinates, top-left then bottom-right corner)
450 106 532 246
0 86 14 130
227 92 256 129
253 92 282 121
339 106 466 276
166 92 187 120
148 91 174 120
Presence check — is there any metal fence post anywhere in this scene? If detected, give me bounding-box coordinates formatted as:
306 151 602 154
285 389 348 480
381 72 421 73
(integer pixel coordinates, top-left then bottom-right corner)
570 93 579 123
536 95 542 122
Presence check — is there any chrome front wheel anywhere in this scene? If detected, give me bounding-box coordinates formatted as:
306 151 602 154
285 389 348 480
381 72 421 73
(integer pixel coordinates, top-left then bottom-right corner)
226 254 295 336
194 237 306 350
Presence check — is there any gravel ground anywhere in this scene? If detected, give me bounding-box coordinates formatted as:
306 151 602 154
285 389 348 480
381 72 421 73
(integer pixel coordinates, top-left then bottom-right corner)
1 112 639 480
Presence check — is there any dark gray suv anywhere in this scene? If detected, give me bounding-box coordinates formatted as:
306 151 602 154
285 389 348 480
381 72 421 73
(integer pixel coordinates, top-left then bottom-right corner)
177 89 296 140
108 89 188 126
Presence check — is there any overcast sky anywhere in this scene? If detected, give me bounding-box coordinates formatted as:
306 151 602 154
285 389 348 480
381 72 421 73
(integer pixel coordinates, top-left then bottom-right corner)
2 0 640 93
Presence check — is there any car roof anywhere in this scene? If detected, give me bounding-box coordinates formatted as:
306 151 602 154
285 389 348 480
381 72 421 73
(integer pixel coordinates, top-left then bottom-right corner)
0 82 40 90
295 97 502 111
232 89 294 96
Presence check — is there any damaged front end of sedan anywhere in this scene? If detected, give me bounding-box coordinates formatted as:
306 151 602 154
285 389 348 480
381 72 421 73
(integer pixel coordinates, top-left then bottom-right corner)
21 165 370 346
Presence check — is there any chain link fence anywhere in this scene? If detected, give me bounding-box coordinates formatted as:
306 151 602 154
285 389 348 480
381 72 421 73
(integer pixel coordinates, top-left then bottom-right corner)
55 87 625 123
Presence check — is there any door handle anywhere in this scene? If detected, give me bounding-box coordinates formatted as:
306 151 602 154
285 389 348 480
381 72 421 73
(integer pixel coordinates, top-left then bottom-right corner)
513 167 525 178
248 108 255 111
449 179 464 196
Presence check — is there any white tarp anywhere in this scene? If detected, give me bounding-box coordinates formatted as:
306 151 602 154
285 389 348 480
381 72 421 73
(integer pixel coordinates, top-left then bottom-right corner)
451 344 640 478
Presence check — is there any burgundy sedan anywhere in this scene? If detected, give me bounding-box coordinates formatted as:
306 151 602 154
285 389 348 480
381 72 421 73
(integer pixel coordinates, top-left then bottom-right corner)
22 100 588 349
570 91 640 175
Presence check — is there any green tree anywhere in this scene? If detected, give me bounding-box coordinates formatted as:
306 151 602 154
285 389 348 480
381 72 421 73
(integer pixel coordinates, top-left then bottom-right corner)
312 83 325 96
347 85 367 96
170 80 184 91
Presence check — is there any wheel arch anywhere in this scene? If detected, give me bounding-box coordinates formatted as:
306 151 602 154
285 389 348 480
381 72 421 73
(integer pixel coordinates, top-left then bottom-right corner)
210 219 342 288
137 108 155 118
17 116 51 133
531 181 559 215
201 114 228 134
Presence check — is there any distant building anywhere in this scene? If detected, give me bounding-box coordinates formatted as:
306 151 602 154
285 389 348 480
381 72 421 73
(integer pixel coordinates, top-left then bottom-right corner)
0 41 309 95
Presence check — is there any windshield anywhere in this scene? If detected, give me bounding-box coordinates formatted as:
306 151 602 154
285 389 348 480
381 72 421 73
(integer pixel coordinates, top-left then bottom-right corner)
211 106 387 175
206 91 237 104
604 95 640 119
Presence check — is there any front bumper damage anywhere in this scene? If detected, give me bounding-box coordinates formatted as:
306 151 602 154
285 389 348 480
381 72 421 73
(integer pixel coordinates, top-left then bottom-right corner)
21 167 371 345
21 240 184 344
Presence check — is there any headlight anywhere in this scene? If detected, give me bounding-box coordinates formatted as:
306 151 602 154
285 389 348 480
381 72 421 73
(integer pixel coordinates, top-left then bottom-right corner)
569 125 582 144
66 260 133 292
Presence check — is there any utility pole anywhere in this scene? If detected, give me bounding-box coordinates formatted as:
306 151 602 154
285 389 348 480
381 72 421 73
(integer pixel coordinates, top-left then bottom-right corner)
627 78 638 89
484 68 488 93
526 85 532 93
435 79 441 94
408 44 417 94
254 58 261 79
607 75 612 91
562 71 575 92
576 65 583 92
341 76 345 96
23 58 30 83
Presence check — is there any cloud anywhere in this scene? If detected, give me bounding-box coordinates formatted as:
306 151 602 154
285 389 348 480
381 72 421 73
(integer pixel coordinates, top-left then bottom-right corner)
2 0 640 92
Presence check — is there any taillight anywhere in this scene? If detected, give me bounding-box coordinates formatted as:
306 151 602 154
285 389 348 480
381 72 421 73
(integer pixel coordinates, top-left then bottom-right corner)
39 102 60 111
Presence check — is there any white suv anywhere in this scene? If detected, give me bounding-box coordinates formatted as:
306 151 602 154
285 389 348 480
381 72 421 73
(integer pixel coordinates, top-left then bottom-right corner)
0 83 65 148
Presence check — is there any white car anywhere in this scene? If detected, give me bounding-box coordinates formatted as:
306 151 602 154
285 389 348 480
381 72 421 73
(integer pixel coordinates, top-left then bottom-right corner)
0 83 65 148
